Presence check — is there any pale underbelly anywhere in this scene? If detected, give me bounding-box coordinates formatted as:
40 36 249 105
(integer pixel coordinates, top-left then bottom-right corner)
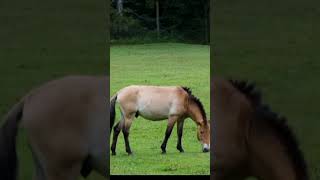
136 97 180 121
137 110 168 121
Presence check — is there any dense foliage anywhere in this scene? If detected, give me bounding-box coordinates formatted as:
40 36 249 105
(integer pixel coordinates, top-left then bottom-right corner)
111 0 209 44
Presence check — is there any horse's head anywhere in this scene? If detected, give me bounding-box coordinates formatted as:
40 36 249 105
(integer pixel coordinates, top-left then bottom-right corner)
197 121 210 152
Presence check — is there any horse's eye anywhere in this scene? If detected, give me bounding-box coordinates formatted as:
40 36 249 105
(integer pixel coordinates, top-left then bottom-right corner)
200 131 204 134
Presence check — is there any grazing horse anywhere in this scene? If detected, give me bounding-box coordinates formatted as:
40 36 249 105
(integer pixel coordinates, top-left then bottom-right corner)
211 77 308 180
110 85 210 155
0 76 109 180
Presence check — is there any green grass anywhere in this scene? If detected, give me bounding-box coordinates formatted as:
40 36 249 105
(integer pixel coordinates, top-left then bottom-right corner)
110 43 210 175
213 0 320 179
0 0 106 179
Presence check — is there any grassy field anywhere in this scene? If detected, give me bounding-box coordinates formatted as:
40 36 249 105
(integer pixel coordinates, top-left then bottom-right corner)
110 43 210 175
213 0 320 179
0 0 106 179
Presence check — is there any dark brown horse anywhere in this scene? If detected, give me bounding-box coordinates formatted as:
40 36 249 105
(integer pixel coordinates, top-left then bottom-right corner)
211 77 308 180
0 76 109 180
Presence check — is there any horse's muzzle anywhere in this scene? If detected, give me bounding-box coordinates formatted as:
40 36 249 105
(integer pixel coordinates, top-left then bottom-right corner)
202 144 210 153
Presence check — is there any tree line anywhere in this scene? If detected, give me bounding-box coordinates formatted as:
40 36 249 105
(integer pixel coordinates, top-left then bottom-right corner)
111 0 210 44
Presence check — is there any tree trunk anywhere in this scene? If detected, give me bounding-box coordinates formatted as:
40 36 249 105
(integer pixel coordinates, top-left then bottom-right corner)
117 0 123 16
204 0 209 44
156 0 160 39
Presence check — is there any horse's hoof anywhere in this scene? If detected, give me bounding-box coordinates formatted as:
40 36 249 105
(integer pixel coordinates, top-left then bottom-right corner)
177 147 184 152
127 151 133 155
202 148 209 153
161 151 166 154
112 152 116 156
161 146 166 153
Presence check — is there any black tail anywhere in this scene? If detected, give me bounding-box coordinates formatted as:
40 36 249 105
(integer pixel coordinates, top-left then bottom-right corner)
0 100 24 180
110 95 117 133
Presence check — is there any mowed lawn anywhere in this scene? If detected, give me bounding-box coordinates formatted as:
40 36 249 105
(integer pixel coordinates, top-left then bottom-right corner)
0 0 106 179
213 0 320 179
110 43 210 175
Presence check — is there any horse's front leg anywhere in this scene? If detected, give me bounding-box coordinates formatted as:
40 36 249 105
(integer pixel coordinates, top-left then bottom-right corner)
161 115 178 154
122 115 134 155
176 119 185 152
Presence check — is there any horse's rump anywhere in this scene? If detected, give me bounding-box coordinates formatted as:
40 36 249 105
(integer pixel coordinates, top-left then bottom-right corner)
1 75 109 179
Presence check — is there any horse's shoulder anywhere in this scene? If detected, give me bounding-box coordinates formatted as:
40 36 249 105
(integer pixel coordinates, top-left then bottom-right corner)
173 87 189 100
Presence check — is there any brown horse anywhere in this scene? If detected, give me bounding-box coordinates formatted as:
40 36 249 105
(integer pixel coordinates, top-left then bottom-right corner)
110 85 210 155
0 76 109 180
211 77 308 180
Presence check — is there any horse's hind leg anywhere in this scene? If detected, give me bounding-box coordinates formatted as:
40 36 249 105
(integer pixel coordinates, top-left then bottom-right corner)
176 119 185 152
111 119 124 155
122 114 134 155
161 115 178 153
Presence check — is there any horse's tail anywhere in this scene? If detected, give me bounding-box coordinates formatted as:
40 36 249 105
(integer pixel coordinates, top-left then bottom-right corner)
110 94 118 132
0 99 24 180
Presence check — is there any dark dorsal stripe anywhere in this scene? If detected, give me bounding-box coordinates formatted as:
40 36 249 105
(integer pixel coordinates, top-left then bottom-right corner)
229 79 309 180
181 87 207 122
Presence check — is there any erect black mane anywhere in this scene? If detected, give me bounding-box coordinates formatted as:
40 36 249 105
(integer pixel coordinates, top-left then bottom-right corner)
181 87 207 121
229 79 308 180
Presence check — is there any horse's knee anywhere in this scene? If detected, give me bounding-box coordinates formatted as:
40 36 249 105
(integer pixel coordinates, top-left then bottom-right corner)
122 129 129 137
113 125 120 133
122 125 130 137
165 126 174 137
113 121 122 132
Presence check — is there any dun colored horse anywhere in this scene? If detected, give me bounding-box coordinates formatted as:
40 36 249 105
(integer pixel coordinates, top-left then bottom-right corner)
110 85 210 155
0 76 109 180
211 77 308 180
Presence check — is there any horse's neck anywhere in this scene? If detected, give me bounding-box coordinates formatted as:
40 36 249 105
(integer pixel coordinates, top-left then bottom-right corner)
248 120 297 180
187 102 204 124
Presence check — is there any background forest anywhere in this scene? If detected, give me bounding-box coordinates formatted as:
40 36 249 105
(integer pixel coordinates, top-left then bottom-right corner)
111 0 210 44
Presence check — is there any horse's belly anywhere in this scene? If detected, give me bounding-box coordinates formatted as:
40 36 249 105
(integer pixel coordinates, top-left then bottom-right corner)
137 102 169 121
135 90 183 120
138 107 168 121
